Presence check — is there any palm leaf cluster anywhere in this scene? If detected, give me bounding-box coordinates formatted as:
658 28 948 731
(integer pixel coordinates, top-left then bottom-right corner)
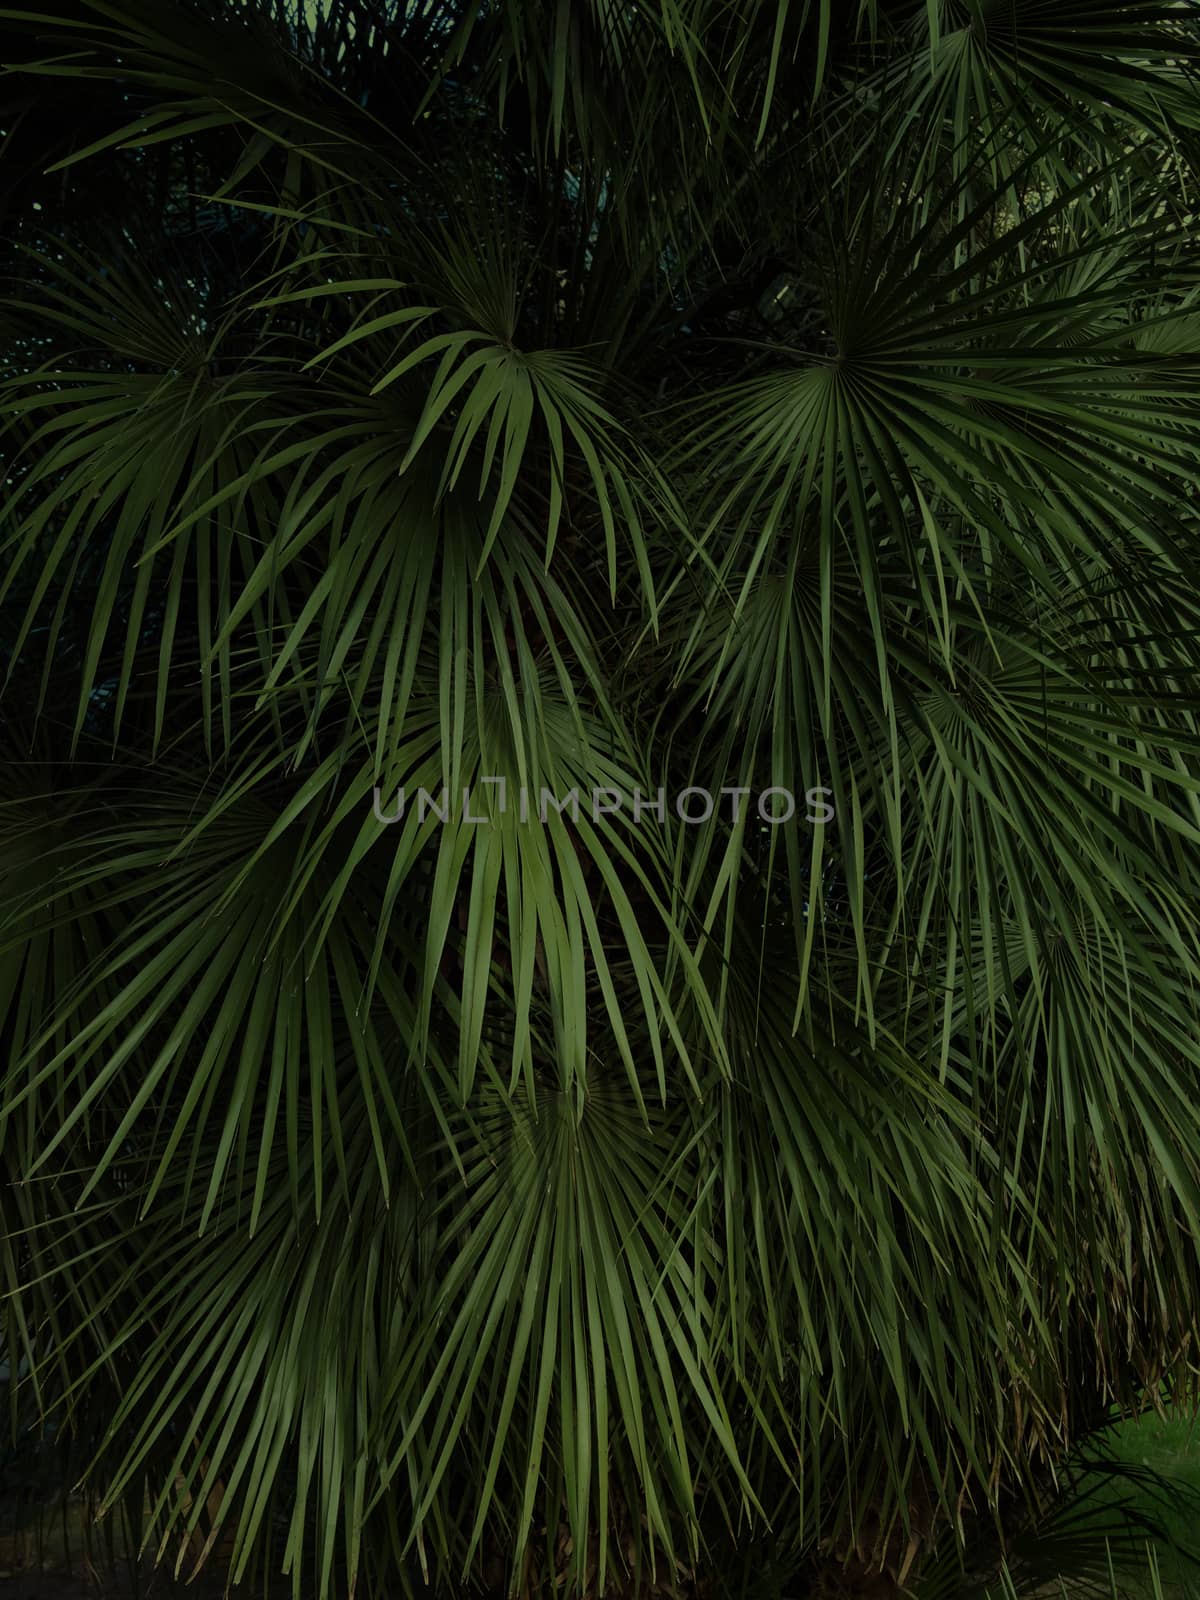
3 1 1200 1596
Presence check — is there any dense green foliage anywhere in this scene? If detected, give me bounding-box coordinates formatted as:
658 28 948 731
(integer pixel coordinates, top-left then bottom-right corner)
3 2 1200 1596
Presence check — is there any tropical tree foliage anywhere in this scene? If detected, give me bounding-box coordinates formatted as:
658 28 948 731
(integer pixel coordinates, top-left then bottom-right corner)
3 1 1200 1596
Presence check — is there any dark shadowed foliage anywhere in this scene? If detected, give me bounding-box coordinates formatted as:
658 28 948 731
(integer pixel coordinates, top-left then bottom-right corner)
3 2 1200 1597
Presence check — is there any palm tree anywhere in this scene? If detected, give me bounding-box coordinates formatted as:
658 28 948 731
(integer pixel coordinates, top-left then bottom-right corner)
3 1 1200 1596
